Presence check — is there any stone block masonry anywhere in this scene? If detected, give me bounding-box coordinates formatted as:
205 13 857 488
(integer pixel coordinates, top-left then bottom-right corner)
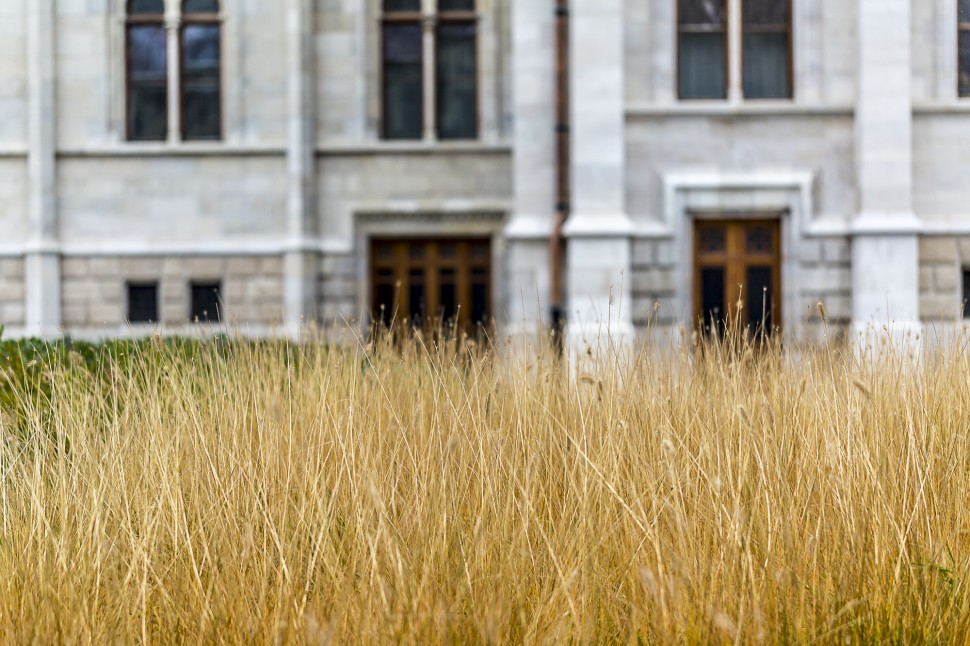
0 259 25 328
60 256 285 331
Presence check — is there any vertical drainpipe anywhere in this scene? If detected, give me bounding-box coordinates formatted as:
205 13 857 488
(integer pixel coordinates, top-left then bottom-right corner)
550 0 569 337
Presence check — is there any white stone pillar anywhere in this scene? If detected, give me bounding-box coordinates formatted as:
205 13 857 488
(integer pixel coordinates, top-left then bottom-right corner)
852 0 921 352
504 0 555 337
26 0 60 339
284 0 318 339
564 0 634 354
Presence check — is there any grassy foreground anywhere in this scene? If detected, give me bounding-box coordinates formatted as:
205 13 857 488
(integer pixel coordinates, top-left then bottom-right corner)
1 330 969 643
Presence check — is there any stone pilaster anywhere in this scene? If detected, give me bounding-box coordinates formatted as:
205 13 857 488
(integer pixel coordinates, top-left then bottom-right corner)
564 0 634 353
852 0 921 351
284 0 318 339
504 0 555 336
26 0 60 339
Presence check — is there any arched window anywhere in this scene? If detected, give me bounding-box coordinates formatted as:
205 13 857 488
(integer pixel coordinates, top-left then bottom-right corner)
125 0 222 141
181 0 222 140
126 0 167 140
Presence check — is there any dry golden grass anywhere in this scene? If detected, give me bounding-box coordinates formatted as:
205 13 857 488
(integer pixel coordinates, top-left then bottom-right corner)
1 327 970 643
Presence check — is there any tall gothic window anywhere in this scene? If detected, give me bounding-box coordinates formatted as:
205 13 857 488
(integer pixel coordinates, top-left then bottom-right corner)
181 0 222 140
127 0 167 140
126 0 222 141
382 0 478 140
678 0 791 101
742 0 791 99
960 0 970 96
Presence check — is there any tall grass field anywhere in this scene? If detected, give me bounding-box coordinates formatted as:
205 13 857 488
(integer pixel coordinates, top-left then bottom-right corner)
0 327 969 643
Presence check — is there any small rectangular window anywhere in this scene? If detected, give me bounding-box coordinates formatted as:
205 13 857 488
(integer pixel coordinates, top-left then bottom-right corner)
963 269 970 318
190 281 222 322
678 0 727 99
127 282 159 323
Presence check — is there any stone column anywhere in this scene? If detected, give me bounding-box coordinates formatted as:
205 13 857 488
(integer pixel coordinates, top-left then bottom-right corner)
563 0 634 354
284 0 318 339
852 0 921 351
25 0 60 339
504 0 555 338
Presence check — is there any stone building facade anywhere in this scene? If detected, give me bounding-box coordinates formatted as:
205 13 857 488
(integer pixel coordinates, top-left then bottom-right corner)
2 0 970 349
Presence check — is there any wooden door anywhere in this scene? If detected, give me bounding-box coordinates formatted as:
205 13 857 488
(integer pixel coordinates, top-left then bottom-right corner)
693 220 781 336
370 238 492 335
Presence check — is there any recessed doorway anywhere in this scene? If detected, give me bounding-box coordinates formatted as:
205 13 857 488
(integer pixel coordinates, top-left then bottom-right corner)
693 219 781 336
370 237 492 335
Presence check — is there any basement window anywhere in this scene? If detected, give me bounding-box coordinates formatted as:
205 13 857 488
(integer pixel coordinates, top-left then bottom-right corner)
963 270 970 318
127 281 159 323
190 280 222 322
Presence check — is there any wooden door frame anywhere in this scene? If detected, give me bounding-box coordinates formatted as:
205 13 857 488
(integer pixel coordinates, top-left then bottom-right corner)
692 218 783 332
369 237 493 333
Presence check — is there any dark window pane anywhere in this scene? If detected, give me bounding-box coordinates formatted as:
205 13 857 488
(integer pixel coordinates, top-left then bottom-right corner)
679 0 725 26
743 32 790 98
471 268 489 325
439 243 457 259
440 269 457 322
182 24 221 140
745 224 774 254
130 25 167 76
962 270 970 318
679 32 726 99
129 0 164 14
436 22 477 139
375 268 397 327
471 241 488 259
128 25 167 140
961 31 970 96
129 85 168 140
127 282 159 323
699 225 726 253
961 0 970 22
383 23 423 139
701 267 725 334
746 266 774 334
439 0 475 11
190 282 222 322
183 0 219 13
743 0 789 27
409 269 425 324
383 0 420 11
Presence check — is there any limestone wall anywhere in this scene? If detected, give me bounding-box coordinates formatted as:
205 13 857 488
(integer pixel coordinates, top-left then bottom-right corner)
0 0 26 147
60 255 284 331
56 155 288 244
0 259 25 328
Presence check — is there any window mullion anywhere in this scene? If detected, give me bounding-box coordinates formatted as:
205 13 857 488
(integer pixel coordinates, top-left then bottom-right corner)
165 9 181 142
727 0 743 102
422 13 436 140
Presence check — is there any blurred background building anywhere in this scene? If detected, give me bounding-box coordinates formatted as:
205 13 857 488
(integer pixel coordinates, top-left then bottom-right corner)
1 0 969 346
